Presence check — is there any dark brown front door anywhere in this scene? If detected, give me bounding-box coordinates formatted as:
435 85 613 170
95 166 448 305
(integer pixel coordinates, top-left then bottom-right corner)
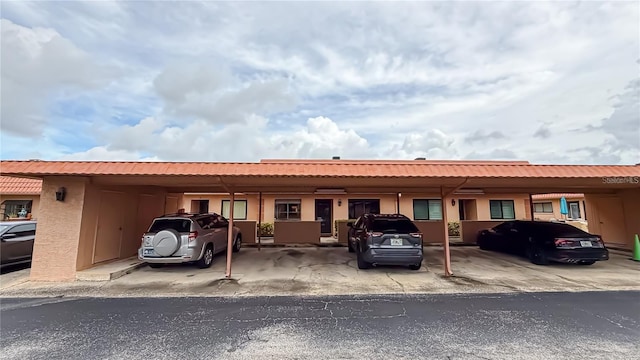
315 199 333 235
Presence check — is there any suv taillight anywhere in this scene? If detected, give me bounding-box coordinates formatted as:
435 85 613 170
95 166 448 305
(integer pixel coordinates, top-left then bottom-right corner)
368 232 383 237
141 236 144 245
188 231 198 243
410 232 422 238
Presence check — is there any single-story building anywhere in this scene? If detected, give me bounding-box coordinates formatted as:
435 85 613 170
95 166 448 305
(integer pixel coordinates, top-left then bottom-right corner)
1 158 638 281
0 176 42 220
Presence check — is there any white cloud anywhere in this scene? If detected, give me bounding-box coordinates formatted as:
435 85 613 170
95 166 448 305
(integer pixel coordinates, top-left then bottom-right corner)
0 19 116 137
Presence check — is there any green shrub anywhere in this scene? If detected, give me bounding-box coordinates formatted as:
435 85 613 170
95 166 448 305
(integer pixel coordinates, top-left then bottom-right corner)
448 221 461 236
258 222 274 236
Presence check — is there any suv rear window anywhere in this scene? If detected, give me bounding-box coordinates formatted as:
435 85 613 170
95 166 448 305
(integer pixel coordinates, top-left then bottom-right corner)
147 219 192 233
370 219 419 233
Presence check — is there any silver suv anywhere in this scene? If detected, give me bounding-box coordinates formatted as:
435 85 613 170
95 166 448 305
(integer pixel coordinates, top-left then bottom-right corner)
138 212 242 269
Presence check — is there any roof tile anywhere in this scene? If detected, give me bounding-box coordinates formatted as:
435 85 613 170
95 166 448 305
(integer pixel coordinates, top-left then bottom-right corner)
0 160 638 178
0 176 42 194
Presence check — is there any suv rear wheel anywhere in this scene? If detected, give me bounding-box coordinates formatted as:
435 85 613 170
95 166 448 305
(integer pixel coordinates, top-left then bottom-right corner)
409 263 422 270
197 244 214 269
148 263 164 269
356 246 371 270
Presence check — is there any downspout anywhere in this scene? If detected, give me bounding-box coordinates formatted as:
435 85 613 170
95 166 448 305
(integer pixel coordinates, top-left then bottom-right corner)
258 192 262 251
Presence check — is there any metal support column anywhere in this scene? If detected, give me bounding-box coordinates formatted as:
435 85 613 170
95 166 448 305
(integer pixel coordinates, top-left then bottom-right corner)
225 192 235 278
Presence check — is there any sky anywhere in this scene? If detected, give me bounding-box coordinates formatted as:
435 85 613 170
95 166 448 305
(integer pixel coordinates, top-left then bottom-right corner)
1 1 639 164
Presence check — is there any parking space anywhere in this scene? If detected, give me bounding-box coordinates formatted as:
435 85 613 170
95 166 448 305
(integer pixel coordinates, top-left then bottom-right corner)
2 246 638 298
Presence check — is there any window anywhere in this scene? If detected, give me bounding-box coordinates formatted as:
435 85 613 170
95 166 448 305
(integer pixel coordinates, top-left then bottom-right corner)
533 202 553 213
490 200 515 220
348 199 380 219
221 200 248 220
370 218 419 233
1 200 33 219
568 201 581 219
5 223 36 240
148 219 192 233
413 199 443 220
275 199 301 220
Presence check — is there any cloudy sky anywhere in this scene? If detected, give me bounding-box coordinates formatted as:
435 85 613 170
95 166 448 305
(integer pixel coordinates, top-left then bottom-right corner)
1 1 638 164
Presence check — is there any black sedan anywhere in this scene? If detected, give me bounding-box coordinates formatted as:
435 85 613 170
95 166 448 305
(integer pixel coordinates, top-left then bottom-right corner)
477 220 609 265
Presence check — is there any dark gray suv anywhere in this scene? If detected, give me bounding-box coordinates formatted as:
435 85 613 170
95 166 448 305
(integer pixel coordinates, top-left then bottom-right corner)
0 220 36 268
347 214 423 270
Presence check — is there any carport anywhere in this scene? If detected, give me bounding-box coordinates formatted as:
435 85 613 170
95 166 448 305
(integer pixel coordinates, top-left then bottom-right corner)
0 159 638 281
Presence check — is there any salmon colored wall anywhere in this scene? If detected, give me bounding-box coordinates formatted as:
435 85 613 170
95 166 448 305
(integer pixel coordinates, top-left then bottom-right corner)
619 189 640 249
31 177 88 281
585 193 629 248
533 197 587 221
77 184 167 271
181 194 259 220
398 193 442 220
475 194 529 220
0 194 40 219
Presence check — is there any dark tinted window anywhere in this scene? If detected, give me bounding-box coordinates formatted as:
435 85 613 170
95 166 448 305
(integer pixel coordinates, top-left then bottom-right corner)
6 223 36 238
148 219 192 233
523 222 589 237
369 219 419 233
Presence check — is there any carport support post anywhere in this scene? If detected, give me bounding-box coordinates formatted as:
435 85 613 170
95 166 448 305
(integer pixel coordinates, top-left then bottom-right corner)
529 194 535 221
441 186 453 277
225 192 235 278
258 192 262 251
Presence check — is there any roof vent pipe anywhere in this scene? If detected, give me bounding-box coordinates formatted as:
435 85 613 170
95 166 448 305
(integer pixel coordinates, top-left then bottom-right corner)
414 157 426 160
332 156 341 160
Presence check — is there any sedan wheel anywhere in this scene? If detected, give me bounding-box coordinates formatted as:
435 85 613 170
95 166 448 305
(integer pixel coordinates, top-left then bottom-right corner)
528 245 549 265
233 236 242 253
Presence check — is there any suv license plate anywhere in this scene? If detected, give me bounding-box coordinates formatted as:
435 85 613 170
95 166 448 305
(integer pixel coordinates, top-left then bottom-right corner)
580 241 593 247
143 249 154 255
390 239 403 246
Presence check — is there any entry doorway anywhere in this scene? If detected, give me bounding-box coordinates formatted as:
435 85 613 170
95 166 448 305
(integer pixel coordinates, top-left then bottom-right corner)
315 199 333 235
190 200 209 214
458 199 478 220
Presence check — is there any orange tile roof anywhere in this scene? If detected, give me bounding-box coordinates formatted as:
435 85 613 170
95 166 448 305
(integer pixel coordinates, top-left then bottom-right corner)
532 193 586 200
0 160 639 178
0 176 42 194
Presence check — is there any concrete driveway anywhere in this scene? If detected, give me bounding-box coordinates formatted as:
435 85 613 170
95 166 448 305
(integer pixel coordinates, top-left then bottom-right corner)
2 246 638 298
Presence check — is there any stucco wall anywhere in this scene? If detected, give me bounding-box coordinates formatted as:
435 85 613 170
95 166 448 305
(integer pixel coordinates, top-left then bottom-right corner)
533 197 587 221
31 177 88 281
0 194 40 219
585 193 630 249
76 184 167 271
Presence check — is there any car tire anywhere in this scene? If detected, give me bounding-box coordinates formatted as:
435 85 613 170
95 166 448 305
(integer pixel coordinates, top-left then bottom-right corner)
528 245 549 265
578 260 596 265
409 263 422 270
197 244 214 269
148 263 164 269
348 240 355 253
356 246 371 270
232 235 242 253
478 238 490 250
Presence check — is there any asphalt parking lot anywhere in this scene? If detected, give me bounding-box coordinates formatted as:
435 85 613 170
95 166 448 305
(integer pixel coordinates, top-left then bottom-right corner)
1 246 638 298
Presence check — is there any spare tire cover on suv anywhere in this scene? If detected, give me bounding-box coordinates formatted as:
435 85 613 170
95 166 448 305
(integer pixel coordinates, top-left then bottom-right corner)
152 229 181 256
